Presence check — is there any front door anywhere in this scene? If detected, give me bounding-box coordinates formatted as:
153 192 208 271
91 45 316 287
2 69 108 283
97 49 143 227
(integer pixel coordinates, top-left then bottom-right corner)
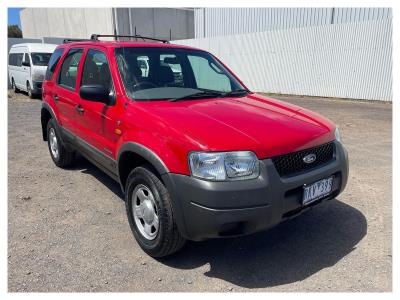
21 53 31 91
75 47 121 161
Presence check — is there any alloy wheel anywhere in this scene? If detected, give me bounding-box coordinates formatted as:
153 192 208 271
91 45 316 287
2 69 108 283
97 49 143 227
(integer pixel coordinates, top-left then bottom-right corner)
49 128 59 160
132 184 159 240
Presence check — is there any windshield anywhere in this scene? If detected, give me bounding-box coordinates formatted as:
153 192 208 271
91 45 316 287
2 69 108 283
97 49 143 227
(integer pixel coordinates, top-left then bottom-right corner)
115 47 246 101
31 52 52 66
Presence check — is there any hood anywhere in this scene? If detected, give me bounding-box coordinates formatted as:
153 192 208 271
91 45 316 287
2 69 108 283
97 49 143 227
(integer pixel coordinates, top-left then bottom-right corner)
32 65 48 78
134 94 336 159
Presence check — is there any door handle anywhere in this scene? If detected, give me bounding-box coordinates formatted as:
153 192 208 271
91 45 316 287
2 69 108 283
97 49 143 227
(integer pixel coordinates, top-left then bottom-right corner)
75 105 85 115
53 95 59 102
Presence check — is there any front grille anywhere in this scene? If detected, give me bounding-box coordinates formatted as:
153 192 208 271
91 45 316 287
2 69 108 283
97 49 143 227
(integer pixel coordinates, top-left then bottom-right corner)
272 142 335 177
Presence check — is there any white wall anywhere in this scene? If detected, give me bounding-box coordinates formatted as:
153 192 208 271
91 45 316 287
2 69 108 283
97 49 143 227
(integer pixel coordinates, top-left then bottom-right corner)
20 8 194 41
20 8 114 39
175 19 392 101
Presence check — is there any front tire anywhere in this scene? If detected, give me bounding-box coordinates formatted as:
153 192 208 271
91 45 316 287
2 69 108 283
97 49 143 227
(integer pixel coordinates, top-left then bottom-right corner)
47 119 74 168
27 82 34 99
125 166 186 257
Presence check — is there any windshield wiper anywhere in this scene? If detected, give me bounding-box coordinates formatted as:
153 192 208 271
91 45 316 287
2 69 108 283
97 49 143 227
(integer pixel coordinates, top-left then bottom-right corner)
220 89 252 97
169 90 224 102
168 89 252 102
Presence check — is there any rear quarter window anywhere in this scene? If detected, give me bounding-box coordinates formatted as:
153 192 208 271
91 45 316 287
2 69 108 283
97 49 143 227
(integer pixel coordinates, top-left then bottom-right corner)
45 48 64 81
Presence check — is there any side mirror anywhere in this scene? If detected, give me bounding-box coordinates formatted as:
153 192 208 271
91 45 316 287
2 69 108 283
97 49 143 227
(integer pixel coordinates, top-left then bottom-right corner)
79 84 110 104
22 61 30 67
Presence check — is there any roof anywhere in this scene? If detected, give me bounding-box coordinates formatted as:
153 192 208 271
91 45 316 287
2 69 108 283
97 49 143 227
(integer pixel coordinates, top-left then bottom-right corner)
10 43 58 52
59 40 202 51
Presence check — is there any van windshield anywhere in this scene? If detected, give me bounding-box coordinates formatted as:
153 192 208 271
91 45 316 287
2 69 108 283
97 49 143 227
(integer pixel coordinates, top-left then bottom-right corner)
31 52 52 66
114 47 246 101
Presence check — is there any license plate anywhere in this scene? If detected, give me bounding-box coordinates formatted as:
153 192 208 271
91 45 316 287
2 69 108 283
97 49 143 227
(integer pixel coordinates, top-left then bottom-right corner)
303 177 333 205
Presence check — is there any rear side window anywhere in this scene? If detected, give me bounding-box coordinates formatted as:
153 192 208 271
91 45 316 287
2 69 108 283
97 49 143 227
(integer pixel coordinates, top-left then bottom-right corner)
57 48 83 89
45 48 64 81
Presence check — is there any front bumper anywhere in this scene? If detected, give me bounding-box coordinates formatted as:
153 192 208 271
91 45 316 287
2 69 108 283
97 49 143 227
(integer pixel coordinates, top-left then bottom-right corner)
32 81 43 94
162 141 349 241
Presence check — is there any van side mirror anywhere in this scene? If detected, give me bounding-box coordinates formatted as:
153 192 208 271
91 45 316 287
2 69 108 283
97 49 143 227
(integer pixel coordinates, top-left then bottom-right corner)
22 61 30 67
79 84 110 104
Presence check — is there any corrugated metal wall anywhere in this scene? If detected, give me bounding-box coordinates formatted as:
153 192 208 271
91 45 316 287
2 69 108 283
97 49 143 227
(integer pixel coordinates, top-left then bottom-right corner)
195 8 392 38
175 19 392 101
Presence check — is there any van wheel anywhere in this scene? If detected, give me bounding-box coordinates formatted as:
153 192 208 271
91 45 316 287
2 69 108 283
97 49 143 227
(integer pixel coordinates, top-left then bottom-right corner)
27 82 34 99
12 79 19 93
125 166 186 257
47 119 74 168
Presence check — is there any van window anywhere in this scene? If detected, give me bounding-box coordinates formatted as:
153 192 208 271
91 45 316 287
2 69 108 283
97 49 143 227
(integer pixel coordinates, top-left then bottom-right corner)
58 48 83 90
81 49 113 92
31 53 52 66
22 53 30 65
9 53 24 66
45 48 64 81
8 53 16 66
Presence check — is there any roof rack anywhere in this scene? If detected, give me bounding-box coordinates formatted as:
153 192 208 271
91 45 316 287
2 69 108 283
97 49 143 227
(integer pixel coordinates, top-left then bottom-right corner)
90 34 170 44
63 38 94 44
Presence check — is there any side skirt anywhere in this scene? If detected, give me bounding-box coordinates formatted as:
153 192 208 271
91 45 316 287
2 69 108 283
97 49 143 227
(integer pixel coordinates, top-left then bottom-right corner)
60 127 120 183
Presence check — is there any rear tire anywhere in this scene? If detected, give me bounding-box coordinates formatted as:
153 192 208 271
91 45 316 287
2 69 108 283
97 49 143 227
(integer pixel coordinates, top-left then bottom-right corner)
125 166 186 257
47 119 74 168
12 79 19 93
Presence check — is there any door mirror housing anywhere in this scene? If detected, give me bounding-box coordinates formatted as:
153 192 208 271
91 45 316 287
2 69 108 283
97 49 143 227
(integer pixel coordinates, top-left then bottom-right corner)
22 61 30 67
79 84 110 104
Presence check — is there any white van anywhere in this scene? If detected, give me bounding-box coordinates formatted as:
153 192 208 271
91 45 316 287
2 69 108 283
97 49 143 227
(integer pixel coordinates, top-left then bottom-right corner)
8 43 57 98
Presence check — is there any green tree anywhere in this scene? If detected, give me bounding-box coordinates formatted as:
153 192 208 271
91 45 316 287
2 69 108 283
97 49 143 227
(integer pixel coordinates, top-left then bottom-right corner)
8 25 22 38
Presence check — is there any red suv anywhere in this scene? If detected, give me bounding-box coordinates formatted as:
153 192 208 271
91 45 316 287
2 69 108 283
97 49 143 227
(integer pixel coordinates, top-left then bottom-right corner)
41 35 348 257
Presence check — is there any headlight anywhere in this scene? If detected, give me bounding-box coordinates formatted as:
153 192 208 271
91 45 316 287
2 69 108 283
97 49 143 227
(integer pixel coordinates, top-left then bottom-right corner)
189 151 260 181
32 74 44 81
334 127 342 143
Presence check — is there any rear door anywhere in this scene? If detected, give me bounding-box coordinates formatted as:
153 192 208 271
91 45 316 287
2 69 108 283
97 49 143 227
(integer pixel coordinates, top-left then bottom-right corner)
54 48 84 134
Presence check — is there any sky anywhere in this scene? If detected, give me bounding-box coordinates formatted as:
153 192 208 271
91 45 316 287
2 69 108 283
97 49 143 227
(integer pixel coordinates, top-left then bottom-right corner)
8 8 23 27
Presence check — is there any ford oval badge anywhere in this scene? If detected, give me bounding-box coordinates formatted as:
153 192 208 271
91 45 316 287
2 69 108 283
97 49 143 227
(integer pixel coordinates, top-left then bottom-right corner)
303 153 317 164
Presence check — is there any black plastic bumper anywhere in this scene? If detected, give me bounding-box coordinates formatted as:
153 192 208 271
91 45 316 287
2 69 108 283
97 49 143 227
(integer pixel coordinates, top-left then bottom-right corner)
32 81 43 94
162 141 349 241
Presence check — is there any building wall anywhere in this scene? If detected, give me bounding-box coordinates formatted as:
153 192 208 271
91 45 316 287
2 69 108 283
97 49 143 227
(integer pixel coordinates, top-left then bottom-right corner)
20 8 114 39
195 7 392 38
176 19 392 101
114 8 194 40
20 7 194 41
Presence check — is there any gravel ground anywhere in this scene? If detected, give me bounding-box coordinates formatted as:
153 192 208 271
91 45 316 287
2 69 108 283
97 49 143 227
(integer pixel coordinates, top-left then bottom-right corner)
8 91 392 292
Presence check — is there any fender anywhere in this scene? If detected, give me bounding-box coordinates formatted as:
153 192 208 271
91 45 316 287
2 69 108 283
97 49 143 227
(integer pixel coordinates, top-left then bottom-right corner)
41 102 58 122
117 142 189 237
41 102 59 141
117 141 170 180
